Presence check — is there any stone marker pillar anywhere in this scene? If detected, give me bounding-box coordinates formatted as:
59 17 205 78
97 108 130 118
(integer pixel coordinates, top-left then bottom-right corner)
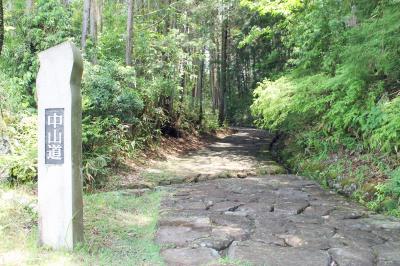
37 41 84 250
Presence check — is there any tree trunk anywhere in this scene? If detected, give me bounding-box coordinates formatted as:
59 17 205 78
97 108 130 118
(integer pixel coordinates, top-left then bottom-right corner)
89 0 98 44
210 54 215 113
81 0 91 50
215 36 221 110
164 0 171 34
198 54 205 125
218 18 228 126
179 59 186 104
210 48 219 113
95 0 103 33
61 0 71 5
126 0 134 66
0 0 3 56
25 0 33 13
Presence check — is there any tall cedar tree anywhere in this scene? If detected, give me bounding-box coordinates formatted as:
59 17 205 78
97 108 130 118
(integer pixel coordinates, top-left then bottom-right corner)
81 0 90 50
126 0 134 66
26 0 34 13
0 0 3 55
219 17 228 126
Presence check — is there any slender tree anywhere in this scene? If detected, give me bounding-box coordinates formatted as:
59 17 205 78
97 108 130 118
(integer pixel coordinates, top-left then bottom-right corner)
97 0 103 32
210 48 219 113
81 0 91 50
126 0 134 66
25 0 33 13
89 0 98 45
198 53 205 125
0 0 3 56
219 17 228 126
163 0 171 33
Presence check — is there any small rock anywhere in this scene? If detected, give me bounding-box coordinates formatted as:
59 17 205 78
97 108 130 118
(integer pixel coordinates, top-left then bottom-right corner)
205 200 214 209
328 247 375 266
278 234 304 247
161 247 220 266
237 173 247 178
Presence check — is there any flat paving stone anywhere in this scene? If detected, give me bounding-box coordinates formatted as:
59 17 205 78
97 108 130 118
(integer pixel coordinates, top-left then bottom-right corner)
328 247 375 266
156 226 210 247
161 247 220 266
227 240 331 266
158 216 211 230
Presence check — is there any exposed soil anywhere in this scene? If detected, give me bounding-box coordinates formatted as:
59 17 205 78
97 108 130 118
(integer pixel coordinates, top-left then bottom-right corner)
113 128 235 189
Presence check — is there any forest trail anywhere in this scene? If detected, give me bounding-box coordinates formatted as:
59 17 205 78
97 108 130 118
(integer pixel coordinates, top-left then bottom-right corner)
154 128 400 266
140 128 286 186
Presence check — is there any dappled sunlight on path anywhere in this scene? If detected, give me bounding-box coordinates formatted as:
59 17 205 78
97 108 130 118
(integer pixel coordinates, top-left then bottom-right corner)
142 128 285 186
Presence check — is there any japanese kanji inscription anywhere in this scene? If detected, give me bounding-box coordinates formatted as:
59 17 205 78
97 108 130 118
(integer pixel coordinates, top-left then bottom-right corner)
37 42 84 250
45 108 64 164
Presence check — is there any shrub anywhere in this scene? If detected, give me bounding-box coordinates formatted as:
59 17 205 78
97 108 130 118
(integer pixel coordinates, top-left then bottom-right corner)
251 3 400 215
0 114 37 184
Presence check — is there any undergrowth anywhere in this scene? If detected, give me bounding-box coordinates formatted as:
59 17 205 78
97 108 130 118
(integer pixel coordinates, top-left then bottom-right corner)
252 2 400 216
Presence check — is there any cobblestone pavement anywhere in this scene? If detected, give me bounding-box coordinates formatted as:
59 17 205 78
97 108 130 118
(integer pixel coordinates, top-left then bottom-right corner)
155 128 400 266
142 128 285 186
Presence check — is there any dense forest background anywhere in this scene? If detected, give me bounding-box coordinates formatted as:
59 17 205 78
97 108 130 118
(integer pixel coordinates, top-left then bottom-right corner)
0 0 399 216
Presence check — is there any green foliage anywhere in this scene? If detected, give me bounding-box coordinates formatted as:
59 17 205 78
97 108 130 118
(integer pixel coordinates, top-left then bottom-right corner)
252 77 294 129
385 168 400 199
253 5 400 153
374 168 400 216
0 114 37 184
0 67 37 184
250 1 400 215
0 0 75 185
240 0 303 17
1 0 74 107
1 0 220 187
83 62 143 125
238 26 271 48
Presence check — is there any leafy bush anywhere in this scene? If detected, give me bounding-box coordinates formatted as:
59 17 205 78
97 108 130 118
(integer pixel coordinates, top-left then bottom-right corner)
1 0 74 108
0 114 37 184
253 4 400 152
81 62 146 187
0 0 74 184
382 168 400 215
251 2 400 215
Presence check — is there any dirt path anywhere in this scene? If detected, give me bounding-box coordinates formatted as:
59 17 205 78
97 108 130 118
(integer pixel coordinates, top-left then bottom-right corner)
154 128 400 266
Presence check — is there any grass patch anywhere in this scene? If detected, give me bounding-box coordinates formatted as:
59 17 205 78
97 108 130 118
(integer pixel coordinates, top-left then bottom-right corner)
0 185 164 265
141 171 186 186
213 257 253 266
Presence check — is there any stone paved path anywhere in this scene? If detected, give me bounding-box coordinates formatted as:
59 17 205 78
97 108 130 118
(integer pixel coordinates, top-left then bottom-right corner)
155 128 400 266
141 128 285 186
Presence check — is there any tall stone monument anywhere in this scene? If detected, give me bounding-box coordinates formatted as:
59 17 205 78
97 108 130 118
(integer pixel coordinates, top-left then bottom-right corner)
37 41 84 250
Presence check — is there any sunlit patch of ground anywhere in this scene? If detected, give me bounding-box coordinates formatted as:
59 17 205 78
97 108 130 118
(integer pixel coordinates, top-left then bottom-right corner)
140 129 286 186
0 185 164 265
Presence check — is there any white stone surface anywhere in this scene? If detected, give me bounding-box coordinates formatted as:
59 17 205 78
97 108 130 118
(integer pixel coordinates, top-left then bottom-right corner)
37 41 84 250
